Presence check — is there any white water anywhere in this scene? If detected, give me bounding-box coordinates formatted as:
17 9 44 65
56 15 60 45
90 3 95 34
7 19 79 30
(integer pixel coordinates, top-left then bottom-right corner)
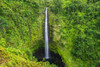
45 7 49 59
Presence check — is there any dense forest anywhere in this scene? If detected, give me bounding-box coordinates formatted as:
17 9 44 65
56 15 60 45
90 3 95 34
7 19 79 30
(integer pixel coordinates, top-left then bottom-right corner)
0 0 100 67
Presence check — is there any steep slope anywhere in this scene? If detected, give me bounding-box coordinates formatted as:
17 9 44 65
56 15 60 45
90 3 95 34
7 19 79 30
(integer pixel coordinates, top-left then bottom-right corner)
0 46 57 67
49 0 100 67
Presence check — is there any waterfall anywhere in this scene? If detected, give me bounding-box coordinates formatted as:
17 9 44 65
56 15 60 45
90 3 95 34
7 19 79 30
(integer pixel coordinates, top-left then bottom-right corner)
45 7 49 59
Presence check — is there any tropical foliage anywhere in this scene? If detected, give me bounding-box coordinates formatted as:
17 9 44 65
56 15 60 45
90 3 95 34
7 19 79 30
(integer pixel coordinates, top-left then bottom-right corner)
0 0 100 67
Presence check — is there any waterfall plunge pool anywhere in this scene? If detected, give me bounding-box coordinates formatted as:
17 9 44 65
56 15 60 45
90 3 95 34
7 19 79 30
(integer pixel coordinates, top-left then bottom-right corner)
33 47 65 67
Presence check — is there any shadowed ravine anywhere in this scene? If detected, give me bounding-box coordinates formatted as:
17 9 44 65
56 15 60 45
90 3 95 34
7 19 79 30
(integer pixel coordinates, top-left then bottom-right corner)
33 8 65 67
33 47 65 67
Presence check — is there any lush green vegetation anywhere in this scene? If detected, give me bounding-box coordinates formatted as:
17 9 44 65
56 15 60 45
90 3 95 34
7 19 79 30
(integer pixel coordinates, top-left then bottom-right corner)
0 0 100 67
49 0 100 67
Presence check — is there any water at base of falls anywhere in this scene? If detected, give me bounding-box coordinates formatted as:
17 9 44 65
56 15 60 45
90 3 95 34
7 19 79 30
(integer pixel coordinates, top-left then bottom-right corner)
45 7 49 59
33 48 65 67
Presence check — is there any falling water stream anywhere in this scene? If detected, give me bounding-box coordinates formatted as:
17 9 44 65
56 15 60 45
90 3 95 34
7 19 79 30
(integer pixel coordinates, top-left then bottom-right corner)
33 7 65 67
45 7 49 59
